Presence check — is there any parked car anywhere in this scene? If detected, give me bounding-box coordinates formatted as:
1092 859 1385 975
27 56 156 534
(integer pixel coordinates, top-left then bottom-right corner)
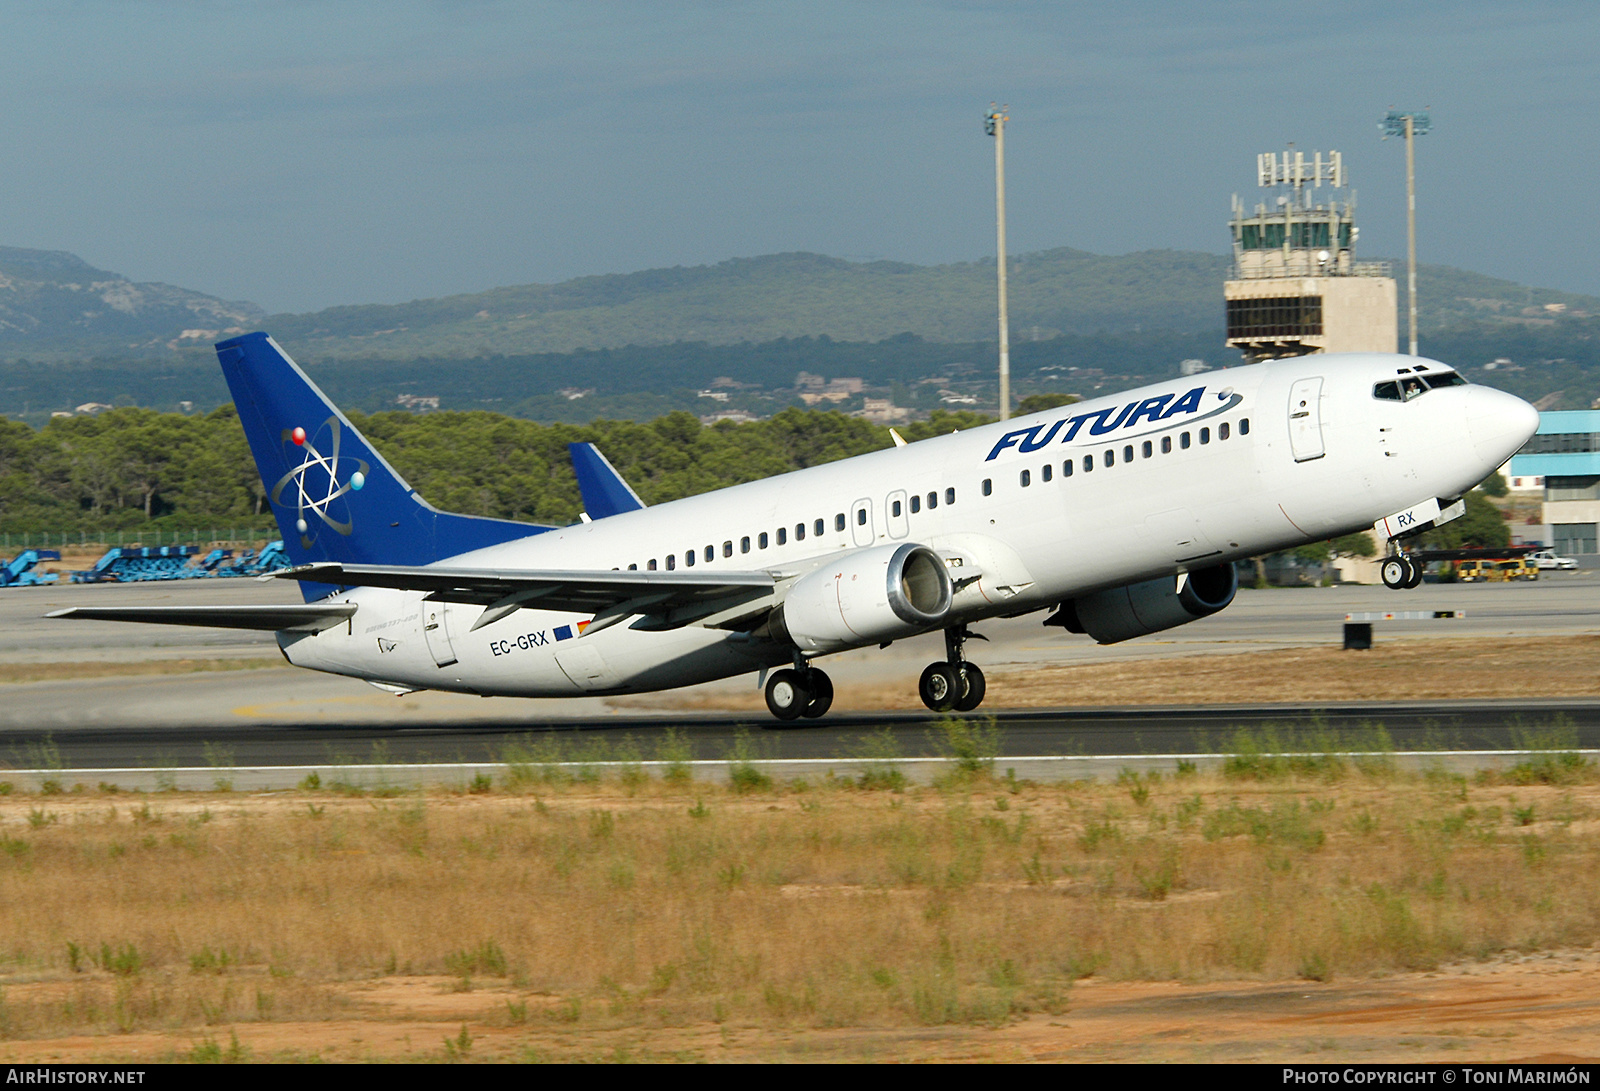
1527 550 1578 570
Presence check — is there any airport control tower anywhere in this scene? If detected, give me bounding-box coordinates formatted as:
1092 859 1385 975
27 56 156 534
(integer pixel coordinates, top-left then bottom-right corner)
1225 150 1397 361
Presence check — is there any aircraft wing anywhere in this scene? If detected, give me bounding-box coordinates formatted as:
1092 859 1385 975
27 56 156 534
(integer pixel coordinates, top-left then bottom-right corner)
47 603 357 632
275 562 778 633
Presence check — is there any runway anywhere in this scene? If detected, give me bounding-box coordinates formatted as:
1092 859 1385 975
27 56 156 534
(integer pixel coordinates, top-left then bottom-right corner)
3 572 1599 769
1 700 1597 770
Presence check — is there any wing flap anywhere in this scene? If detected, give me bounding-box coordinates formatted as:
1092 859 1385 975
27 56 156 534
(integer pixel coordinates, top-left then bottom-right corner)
47 603 357 633
275 562 776 631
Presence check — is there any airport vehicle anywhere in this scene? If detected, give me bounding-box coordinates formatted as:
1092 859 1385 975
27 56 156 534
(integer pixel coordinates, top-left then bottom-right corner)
1457 558 1538 582
1527 549 1578 571
49 336 1538 720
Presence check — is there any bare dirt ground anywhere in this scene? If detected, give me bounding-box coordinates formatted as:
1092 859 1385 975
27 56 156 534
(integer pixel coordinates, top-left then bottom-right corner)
1 948 1594 1063
620 634 1600 712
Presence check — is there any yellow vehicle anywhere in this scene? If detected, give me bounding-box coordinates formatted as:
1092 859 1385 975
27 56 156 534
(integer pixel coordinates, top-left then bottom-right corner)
1456 558 1538 582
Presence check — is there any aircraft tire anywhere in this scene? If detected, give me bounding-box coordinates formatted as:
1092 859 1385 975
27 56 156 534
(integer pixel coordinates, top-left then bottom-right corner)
1403 557 1425 589
953 663 986 712
918 662 960 713
1381 558 1408 590
765 669 812 721
800 669 834 719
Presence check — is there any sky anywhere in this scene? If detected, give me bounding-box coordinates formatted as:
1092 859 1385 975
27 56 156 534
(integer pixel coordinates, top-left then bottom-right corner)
2 1 1597 315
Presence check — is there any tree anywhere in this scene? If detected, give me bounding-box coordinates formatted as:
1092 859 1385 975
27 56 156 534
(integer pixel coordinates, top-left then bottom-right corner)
1014 392 1082 415
1417 492 1509 549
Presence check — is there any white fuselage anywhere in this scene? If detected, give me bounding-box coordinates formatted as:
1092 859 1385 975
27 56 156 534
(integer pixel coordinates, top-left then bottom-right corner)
278 353 1536 698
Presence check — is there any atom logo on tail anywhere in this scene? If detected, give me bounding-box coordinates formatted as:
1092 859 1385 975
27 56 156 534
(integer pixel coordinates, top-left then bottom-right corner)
269 417 370 547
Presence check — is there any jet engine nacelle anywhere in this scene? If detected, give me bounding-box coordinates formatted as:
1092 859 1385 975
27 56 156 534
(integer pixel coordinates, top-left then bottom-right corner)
768 543 953 653
1049 563 1237 645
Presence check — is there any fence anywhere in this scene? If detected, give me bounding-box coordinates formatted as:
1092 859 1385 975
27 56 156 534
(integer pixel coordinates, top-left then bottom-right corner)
1 528 280 551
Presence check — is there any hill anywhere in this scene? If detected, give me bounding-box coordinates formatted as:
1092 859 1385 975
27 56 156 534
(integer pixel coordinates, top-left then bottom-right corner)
7 243 1600 362
260 248 1600 359
0 247 262 354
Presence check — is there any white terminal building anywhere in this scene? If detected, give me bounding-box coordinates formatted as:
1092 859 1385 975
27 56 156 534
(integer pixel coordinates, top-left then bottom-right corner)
1225 150 1398 361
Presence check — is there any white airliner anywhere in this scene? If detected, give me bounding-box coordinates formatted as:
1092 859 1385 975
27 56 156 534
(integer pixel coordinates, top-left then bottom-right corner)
50 334 1537 720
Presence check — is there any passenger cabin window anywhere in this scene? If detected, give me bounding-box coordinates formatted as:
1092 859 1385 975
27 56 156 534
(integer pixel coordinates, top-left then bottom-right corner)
1219 423 1230 441
723 541 733 558
1083 454 1093 473
741 536 750 553
759 532 769 549
1161 436 1172 454
1123 445 1134 463
1181 432 1192 449
685 550 695 567
856 508 867 525
628 563 638 570
982 479 992 496
1042 463 1052 482
796 523 806 541
910 495 921 513
835 513 846 531
927 491 938 510
892 499 902 516
945 488 955 505
1240 418 1251 435
1020 469 1031 487
1062 459 1074 477
666 556 675 570
777 527 787 545
1103 450 1114 468
1200 427 1211 445
1141 440 1152 458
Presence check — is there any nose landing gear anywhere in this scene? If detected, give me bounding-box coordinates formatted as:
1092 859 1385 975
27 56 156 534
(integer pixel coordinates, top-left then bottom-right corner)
1381 553 1424 590
918 626 988 713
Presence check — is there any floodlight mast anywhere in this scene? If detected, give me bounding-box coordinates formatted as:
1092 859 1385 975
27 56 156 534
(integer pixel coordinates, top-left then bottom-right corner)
986 104 1011 420
1381 110 1432 355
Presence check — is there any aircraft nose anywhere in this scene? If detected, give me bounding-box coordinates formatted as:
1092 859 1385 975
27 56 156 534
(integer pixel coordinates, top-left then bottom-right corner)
1465 385 1539 468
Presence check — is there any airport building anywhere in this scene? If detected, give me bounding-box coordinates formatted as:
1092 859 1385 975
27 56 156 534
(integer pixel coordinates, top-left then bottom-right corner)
1508 410 1600 554
1225 151 1398 362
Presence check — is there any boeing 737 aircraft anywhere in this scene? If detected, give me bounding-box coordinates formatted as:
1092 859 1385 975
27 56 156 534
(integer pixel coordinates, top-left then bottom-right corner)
50 333 1538 721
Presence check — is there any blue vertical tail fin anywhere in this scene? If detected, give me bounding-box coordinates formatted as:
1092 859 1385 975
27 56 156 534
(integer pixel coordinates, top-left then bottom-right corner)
216 333 549 598
568 442 646 519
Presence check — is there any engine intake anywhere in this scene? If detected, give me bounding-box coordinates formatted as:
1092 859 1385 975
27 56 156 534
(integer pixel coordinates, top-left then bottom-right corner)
1048 563 1237 645
767 543 952 653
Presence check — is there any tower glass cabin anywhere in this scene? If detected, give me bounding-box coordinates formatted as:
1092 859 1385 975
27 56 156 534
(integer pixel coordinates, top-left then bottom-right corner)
1225 150 1398 362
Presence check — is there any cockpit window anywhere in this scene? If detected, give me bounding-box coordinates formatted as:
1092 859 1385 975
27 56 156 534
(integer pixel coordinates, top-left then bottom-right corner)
1374 371 1464 402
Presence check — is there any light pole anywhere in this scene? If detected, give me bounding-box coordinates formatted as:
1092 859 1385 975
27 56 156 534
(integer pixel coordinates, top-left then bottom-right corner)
1381 109 1431 355
986 104 1011 420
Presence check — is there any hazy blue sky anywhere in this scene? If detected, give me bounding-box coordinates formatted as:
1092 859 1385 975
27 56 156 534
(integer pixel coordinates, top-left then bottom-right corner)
2 2 1595 314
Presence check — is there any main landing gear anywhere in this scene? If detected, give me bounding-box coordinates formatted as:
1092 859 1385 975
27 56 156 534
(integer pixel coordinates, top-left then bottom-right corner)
1381 553 1424 590
764 661 834 722
918 626 987 714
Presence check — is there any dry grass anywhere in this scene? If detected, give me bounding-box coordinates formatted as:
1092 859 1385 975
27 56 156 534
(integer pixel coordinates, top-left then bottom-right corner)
0 748 1596 1061
0 659 284 685
627 635 1600 712
994 635 1600 706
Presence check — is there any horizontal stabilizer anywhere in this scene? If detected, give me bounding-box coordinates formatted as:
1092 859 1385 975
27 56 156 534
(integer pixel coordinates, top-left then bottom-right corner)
46 603 357 633
568 443 646 519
